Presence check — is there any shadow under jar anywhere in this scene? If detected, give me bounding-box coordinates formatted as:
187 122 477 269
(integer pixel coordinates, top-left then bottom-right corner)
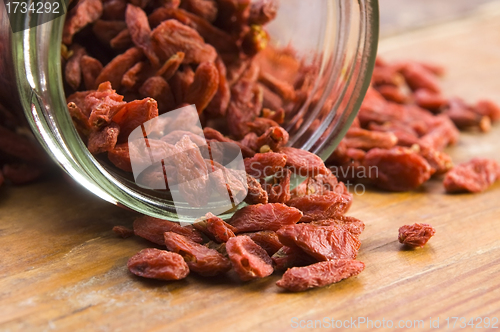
0 0 379 222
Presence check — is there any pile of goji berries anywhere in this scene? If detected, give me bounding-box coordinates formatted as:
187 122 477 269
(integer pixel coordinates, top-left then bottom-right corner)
60 0 500 291
0 0 498 292
60 0 369 291
328 58 500 193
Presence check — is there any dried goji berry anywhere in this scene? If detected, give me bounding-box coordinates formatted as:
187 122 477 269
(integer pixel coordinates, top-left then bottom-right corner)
398 223 436 248
205 57 231 117
244 152 286 178
92 20 127 45
133 215 204 244
63 0 103 45
87 122 120 155
254 126 288 152
110 29 133 50
107 143 132 172
138 76 176 114
279 147 329 177
125 4 160 67
244 231 282 256
226 235 274 281
244 174 268 205
112 97 159 142
311 215 365 236
258 71 296 102
80 55 103 90
376 85 408 104
229 203 302 233
344 127 398 151
127 248 190 280
277 223 361 261
445 98 491 133
151 19 217 64
95 48 144 90
363 147 432 192
102 0 127 20
65 44 86 90
414 89 448 112
444 158 500 193
271 246 315 271
286 192 352 223
418 114 459 151
180 0 218 22
263 168 291 203
0 125 48 164
184 61 220 113
276 259 365 292
400 62 441 94
205 212 236 242
164 231 231 276
203 127 255 158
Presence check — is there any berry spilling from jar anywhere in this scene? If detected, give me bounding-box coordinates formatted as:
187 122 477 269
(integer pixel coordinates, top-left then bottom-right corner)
46 0 500 291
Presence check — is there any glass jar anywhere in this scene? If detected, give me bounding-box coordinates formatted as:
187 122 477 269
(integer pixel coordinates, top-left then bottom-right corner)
0 0 379 221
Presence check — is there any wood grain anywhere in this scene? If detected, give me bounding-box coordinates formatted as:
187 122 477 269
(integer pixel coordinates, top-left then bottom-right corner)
379 0 500 36
2 11 500 332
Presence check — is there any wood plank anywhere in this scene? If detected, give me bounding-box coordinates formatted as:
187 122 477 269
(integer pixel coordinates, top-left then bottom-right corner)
2 10 500 332
379 0 500 36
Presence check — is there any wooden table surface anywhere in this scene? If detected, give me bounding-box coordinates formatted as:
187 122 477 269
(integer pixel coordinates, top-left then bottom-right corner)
2 8 500 332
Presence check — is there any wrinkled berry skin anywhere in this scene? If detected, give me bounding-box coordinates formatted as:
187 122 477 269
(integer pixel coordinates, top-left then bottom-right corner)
398 223 436 248
229 203 303 233
444 158 500 193
276 259 365 292
164 232 232 276
226 236 274 281
277 223 361 261
127 248 190 280
363 147 432 192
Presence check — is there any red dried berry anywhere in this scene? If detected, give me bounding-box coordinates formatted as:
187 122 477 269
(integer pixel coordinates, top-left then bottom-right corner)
133 215 204 245
444 158 500 193
277 223 361 261
164 232 231 276
226 235 274 281
245 231 282 256
244 174 269 205
127 248 190 280
244 152 287 178
286 192 352 223
205 212 236 243
271 246 315 271
229 203 303 233
276 259 365 292
398 223 436 248
279 147 329 176
363 147 432 192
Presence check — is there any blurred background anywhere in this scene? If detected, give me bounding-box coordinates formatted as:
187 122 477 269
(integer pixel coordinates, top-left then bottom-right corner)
380 0 500 36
